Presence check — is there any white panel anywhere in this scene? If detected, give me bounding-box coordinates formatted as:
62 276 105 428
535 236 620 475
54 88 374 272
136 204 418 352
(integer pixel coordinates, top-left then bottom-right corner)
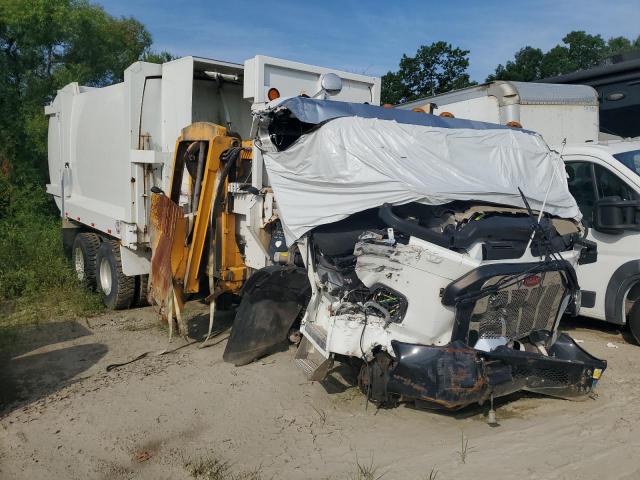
520 105 599 146
125 62 163 150
138 76 163 151
192 79 253 138
129 150 168 164
71 83 132 223
161 57 194 153
432 96 500 123
244 55 380 107
120 244 151 276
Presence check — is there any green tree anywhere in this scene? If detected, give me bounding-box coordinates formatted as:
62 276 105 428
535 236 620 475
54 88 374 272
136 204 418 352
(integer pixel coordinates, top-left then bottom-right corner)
606 35 640 58
486 47 544 82
0 0 164 177
382 41 476 104
538 45 574 78
487 30 638 82
563 30 606 70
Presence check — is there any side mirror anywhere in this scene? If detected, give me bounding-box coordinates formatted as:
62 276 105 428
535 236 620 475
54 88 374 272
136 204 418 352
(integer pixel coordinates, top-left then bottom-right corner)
593 196 640 234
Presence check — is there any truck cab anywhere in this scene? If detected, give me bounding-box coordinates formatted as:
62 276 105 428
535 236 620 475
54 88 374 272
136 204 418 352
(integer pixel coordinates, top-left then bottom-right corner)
563 139 640 341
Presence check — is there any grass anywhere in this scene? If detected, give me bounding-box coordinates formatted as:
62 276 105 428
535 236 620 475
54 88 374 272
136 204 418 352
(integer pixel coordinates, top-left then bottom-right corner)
425 467 439 480
0 178 104 350
350 456 385 480
184 454 263 480
457 431 472 464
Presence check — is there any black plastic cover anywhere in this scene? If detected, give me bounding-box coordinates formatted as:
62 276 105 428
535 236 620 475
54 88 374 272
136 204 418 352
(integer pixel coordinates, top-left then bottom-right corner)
223 265 310 366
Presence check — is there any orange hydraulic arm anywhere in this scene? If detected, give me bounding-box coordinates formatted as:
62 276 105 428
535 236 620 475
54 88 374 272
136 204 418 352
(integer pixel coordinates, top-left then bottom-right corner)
148 122 249 333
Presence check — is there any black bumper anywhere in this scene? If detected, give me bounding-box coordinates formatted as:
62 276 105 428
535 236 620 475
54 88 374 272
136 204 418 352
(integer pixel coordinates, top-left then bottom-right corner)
386 334 607 410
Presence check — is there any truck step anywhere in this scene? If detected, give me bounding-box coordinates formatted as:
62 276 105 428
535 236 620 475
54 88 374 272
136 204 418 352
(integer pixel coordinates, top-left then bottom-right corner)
302 322 328 350
295 337 333 381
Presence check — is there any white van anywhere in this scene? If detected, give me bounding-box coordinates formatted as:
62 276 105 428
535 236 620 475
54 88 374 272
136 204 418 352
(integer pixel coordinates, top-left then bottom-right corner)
398 82 640 342
563 140 640 341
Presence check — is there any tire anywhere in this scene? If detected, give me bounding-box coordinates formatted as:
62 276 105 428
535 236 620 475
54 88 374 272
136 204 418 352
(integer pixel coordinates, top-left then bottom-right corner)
95 240 135 310
627 284 640 345
72 232 101 289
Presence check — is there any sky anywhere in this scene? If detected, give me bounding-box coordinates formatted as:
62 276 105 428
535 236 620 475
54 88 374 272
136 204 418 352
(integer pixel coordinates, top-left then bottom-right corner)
102 0 640 82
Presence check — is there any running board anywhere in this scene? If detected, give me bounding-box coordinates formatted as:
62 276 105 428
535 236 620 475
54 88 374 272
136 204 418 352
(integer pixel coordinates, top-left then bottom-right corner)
295 337 333 381
303 322 328 350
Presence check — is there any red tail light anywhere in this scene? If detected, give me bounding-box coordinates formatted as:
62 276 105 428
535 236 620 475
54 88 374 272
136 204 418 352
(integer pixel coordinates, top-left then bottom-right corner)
523 275 541 287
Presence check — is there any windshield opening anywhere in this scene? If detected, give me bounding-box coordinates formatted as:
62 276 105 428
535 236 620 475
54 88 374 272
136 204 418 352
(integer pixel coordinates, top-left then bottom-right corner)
613 149 640 176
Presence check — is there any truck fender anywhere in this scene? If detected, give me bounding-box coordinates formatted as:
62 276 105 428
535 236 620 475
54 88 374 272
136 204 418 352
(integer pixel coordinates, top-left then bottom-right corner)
223 265 311 366
605 260 640 324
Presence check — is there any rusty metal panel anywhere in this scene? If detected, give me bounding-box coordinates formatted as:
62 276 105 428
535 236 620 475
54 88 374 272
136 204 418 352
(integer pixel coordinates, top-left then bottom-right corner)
149 193 182 312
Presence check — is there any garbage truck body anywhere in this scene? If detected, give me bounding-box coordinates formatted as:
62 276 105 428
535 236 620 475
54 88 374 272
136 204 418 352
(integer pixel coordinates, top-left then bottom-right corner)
45 55 379 307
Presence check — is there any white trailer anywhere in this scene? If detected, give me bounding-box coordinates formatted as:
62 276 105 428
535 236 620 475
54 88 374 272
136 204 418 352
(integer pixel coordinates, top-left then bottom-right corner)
397 81 599 146
45 55 380 307
398 82 640 342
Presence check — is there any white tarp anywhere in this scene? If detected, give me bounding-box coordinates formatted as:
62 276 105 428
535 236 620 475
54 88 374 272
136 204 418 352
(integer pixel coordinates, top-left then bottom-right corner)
262 116 581 243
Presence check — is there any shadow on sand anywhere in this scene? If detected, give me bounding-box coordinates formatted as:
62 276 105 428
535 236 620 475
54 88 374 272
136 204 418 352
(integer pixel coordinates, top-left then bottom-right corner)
0 320 107 416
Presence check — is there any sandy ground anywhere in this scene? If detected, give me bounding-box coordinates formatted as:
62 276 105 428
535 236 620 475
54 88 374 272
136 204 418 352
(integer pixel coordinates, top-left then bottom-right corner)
1 303 640 480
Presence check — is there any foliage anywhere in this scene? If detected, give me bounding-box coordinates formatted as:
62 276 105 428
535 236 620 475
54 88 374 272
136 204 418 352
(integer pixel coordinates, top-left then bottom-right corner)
0 172 103 326
0 0 167 323
487 31 640 82
0 0 162 176
381 41 476 104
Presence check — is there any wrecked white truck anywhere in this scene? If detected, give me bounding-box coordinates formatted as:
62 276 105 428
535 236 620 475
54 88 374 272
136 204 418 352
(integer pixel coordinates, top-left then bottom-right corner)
223 98 606 410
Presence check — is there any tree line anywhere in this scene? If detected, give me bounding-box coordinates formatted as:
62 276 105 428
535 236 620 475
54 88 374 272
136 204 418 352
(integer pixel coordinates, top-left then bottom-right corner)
382 31 640 105
1 0 637 177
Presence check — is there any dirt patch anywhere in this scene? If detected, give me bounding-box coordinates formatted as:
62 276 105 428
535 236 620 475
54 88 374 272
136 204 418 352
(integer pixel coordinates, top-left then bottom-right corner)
1 304 640 479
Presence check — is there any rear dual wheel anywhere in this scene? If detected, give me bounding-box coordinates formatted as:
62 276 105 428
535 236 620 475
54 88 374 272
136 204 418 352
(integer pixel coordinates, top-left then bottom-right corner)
71 233 148 310
96 240 136 310
72 233 101 289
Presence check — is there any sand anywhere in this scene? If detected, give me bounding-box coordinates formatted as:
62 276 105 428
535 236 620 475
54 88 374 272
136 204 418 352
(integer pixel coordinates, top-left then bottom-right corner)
1 303 639 479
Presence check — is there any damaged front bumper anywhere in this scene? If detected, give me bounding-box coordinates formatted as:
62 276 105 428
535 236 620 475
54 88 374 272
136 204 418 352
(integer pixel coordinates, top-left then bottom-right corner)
386 334 606 410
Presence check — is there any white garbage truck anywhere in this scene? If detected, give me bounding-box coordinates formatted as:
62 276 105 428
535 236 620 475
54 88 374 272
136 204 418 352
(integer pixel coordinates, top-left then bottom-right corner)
399 81 640 343
45 55 380 308
46 60 607 410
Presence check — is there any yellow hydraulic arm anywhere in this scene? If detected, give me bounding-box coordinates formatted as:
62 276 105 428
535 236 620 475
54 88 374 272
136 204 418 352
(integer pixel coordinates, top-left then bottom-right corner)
148 122 249 334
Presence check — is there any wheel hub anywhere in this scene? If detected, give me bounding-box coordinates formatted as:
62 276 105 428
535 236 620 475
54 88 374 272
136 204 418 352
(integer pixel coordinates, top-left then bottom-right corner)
73 247 85 281
99 258 112 296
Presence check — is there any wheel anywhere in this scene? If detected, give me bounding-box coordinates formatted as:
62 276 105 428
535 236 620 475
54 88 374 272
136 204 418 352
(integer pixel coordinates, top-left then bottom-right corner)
71 232 101 289
627 283 640 344
95 240 136 310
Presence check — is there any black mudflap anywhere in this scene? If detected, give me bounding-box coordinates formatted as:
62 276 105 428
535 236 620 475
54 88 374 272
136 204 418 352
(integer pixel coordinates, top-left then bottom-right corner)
223 265 311 366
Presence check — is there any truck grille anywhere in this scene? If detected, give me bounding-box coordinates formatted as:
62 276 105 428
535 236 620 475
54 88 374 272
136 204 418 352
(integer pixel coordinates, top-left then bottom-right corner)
468 271 566 342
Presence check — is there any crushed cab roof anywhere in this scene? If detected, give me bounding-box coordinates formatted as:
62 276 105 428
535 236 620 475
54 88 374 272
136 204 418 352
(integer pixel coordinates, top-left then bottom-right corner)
258 98 581 243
